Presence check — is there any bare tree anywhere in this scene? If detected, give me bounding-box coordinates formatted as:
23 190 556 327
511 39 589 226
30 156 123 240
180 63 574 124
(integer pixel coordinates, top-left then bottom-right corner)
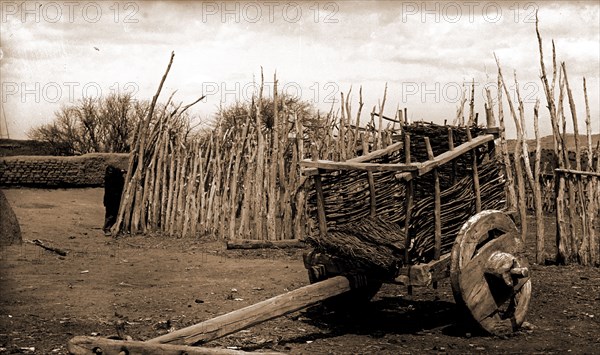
28 93 142 155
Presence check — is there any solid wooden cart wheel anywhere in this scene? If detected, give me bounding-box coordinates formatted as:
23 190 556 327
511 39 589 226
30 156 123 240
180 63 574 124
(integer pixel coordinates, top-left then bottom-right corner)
450 210 532 335
303 250 382 309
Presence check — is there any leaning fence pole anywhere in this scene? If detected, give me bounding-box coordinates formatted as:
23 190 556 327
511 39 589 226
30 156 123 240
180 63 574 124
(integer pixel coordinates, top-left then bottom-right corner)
565 63 594 265
536 15 569 263
162 140 173 232
141 124 163 233
467 79 475 126
496 58 527 240
338 91 347 161
172 142 185 235
113 119 140 234
495 68 517 213
353 86 364 155
113 51 174 235
210 130 224 237
556 72 573 263
238 136 256 240
189 143 201 238
562 63 585 263
267 75 280 241
152 131 167 230
583 78 598 265
254 70 266 240
229 116 250 240
344 88 355 158
515 74 538 243
533 100 545 264
293 113 306 240
220 135 235 240
376 83 388 150
279 119 293 240
183 142 199 238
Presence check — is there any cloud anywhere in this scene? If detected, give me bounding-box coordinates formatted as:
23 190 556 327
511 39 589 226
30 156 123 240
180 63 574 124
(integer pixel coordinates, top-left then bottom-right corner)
1 1 598 139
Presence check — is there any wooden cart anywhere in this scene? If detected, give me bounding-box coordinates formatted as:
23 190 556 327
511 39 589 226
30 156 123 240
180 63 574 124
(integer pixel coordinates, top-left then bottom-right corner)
300 121 531 336
68 123 531 354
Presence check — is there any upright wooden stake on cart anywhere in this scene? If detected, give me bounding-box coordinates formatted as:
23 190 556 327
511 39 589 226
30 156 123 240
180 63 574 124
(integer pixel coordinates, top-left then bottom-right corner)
403 133 414 295
466 128 482 213
425 137 442 289
376 84 388 150
362 133 377 217
311 143 328 238
448 127 457 184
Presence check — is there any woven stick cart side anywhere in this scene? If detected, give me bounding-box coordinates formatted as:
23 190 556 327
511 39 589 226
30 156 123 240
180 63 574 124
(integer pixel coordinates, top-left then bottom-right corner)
300 123 532 336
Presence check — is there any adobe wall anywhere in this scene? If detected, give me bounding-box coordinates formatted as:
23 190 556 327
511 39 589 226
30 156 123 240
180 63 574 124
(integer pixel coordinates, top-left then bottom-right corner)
0 153 129 187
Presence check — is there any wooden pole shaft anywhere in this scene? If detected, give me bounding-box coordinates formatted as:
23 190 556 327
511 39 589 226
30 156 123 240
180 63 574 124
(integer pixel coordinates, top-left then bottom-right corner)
147 276 351 346
555 168 600 178
68 336 283 355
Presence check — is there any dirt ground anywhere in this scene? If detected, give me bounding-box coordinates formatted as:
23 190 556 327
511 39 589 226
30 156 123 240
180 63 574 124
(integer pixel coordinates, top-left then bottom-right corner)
1 188 599 354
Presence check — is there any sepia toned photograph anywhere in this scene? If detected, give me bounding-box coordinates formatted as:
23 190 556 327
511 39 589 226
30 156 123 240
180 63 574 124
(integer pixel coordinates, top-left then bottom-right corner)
1 1 599 354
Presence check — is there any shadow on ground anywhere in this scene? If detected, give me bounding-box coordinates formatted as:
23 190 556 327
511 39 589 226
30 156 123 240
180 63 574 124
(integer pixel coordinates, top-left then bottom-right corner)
242 296 487 351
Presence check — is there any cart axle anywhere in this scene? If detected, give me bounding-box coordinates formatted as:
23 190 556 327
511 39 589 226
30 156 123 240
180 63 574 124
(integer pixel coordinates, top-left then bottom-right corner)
484 251 530 287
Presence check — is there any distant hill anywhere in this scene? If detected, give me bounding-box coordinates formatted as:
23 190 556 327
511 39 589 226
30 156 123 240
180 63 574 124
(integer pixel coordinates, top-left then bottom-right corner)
505 134 599 175
507 134 600 152
0 139 56 157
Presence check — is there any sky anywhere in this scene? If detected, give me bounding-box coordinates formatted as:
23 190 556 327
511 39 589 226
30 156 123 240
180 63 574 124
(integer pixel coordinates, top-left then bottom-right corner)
1 0 599 140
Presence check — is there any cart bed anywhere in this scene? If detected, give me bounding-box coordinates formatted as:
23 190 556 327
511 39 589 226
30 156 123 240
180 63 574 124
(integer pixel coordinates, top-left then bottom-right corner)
303 123 505 275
